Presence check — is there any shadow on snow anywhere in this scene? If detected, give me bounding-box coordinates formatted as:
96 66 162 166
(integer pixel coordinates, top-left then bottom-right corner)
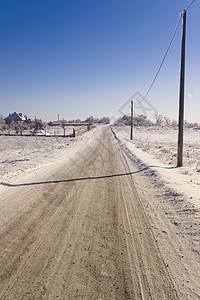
1 165 177 188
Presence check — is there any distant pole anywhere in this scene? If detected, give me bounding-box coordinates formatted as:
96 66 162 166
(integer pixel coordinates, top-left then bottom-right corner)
130 100 133 140
177 10 187 167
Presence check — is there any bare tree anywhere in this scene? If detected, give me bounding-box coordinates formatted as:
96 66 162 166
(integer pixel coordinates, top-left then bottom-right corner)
99 117 110 124
61 118 66 136
34 117 44 131
85 116 94 124
171 120 177 128
0 114 5 131
154 114 163 126
134 115 152 126
164 116 171 126
114 114 152 127
0 114 4 123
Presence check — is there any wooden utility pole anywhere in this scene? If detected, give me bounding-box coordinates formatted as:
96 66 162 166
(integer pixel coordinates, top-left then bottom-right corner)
177 10 187 167
130 100 133 140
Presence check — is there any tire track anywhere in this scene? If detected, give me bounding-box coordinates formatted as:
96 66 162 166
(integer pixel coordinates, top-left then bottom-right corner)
0 126 180 299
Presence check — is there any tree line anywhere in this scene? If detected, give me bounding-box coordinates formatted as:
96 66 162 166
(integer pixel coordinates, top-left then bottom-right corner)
114 114 200 128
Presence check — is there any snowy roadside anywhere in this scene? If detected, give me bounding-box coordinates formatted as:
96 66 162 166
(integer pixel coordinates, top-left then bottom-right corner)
112 125 200 299
113 126 200 209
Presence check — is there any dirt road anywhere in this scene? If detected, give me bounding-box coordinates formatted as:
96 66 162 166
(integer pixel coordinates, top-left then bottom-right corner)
0 126 179 299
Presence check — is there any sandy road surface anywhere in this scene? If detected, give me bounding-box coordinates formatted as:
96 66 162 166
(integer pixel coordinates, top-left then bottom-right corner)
0 126 179 299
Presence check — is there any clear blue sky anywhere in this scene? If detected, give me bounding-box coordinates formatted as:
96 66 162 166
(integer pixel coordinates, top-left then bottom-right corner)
0 0 199 122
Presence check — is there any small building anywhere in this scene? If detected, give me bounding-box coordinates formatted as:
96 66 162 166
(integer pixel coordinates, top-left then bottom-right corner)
4 112 25 124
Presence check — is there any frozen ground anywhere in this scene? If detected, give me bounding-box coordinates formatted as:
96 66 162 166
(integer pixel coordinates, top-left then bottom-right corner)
0 125 102 182
112 125 200 299
113 126 200 209
0 124 199 298
1 124 200 208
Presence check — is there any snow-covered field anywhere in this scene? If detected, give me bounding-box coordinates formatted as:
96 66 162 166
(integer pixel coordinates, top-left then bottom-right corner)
113 126 200 209
0 125 101 182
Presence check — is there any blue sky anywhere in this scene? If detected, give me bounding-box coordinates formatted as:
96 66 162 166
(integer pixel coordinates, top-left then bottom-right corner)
0 0 199 122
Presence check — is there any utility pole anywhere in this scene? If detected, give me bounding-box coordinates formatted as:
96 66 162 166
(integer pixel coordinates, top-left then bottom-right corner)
130 100 133 140
177 10 187 167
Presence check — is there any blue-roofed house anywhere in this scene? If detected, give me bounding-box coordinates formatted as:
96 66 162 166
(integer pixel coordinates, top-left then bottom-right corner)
4 112 25 124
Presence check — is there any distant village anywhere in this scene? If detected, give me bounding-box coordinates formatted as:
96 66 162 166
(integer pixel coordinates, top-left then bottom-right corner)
1 112 200 134
0 112 110 135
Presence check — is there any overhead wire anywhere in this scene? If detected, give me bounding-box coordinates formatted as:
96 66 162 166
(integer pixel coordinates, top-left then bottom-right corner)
185 0 196 11
135 0 196 106
136 15 182 105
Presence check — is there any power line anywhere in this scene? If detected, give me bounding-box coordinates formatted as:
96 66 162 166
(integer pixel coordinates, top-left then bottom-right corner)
186 0 196 11
133 0 196 106
136 15 182 105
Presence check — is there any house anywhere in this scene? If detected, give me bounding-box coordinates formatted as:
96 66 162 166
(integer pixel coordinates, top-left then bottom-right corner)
4 112 25 124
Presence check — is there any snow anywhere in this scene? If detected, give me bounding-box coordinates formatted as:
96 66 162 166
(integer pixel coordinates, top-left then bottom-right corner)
1 125 200 210
0 124 199 298
112 126 200 298
1 125 81 136
0 125 103 184
112 126 200 209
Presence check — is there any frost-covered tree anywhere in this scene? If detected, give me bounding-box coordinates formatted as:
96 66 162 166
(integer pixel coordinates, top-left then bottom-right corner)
171 120 177 127
154 114 163 126
0 114 6 131
75 119 81 123
99 117 110 124
34 117 44 131
114 115 131 126
164 116 171 126
85 116 95 124
61 118 66 135
0 114 4 123
185 120 200 129
134 115 152 127
114 114 152 127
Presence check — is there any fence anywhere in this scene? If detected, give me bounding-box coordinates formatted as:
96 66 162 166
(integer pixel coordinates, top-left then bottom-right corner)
73 124 95 137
